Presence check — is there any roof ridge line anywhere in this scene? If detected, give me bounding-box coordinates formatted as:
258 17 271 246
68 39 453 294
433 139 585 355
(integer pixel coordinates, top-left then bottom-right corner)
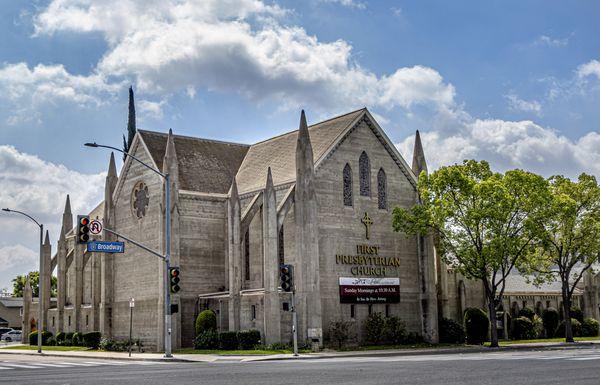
138 129 250 147
250 107 367 147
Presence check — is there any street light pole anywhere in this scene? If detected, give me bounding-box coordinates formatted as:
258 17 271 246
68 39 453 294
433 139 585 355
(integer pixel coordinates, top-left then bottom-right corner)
84 142 173 357
2 208 44 354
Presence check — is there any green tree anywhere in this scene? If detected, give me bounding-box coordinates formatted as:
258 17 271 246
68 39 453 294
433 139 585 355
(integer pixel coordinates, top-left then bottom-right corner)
12 271 57 298
392 160 548 347
521 174 600 343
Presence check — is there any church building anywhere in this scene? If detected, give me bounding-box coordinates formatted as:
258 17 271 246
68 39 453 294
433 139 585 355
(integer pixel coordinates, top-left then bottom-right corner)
20 104 599 350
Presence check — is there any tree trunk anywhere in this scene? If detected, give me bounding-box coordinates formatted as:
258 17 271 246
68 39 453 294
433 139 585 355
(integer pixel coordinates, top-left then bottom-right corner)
487 293 499 348
561 282 574 343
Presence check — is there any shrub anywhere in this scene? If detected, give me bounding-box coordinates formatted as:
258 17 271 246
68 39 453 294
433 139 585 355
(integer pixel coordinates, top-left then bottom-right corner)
542 308 560 337
532 315 544 338
238 330 261 350
383 316 406 345
29 331 53 346
518 307 535 322
364 312 386 345
556 318 582 338
581 318 600 337
194 330 219 350
82 332 102 349
464 308 489 345
72 332 82 346
510 317 536 340
46 337 56 346
570 307 584 323
195 310 217 336
55 332 66 342
99 337 129 352
402 332 423 345
329 319 354 349
219 331 239 350
439 317 465 344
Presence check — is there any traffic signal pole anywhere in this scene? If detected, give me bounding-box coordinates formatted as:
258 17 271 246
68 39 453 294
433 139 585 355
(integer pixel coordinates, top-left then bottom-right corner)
292 289 298 357
164 173 172 358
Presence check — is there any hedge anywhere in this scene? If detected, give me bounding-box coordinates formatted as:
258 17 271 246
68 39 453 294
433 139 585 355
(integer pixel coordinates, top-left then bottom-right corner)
194 330 219 350
518 307 535 322
581 318 600 337
570 307 584 323
364 312 386 345
29 331 53 346
556 318 582 338
83 331 102 348
464 308 489 345
238 330 261 350
439 317 465 344
72 332 82 346
510 317 536 340
219 331 239 350
542 308 560 337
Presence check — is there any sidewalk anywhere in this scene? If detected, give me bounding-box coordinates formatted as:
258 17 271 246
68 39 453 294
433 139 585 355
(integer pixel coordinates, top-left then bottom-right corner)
1 341 599 363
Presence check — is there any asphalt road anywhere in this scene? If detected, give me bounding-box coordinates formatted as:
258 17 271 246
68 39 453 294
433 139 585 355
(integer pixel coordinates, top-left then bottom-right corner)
2 347 600 385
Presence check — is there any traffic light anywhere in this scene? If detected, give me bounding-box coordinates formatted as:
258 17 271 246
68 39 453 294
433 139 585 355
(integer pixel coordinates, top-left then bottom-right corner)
280 264 294 292
77 215 90 244
169 267 180 294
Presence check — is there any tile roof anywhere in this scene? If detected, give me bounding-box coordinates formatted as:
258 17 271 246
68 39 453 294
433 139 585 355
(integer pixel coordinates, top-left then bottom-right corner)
235 108 365 194
139 131 250 194
503 274 583 295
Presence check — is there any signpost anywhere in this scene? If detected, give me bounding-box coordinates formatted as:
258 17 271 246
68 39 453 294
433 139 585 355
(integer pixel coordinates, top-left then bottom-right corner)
86 241 125 253
339 277 400 304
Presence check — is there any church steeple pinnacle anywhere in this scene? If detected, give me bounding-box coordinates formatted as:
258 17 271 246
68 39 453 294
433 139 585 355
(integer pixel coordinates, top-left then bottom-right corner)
44 230 50 246
411 130 428 178
61 194 73 235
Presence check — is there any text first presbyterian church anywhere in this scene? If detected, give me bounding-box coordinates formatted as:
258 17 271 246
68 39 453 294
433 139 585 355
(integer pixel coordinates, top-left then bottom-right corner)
26 106 487 350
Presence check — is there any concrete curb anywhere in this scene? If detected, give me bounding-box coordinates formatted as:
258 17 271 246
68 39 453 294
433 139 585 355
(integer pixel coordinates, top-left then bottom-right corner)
1 341 598 363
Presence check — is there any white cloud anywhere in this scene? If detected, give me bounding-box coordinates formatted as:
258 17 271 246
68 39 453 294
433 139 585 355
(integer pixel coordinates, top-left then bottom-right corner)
0 62 121 124
533 34 569 48
138 99 166 120
577 60 600 80
31 0 452 116
320 0 367 9
505 93 542 115
0 245 37 274
0 145 105 224
397 117 600 178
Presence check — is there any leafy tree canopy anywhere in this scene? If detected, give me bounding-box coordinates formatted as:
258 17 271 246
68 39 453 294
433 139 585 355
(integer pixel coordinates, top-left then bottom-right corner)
12 271 57 298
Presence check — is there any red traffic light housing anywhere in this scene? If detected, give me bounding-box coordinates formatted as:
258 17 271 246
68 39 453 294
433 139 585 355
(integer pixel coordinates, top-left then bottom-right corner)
77 215 90 244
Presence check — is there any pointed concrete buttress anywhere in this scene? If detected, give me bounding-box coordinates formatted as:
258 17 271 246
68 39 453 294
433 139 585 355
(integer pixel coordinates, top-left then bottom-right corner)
411 130 428 178
62 194 73 234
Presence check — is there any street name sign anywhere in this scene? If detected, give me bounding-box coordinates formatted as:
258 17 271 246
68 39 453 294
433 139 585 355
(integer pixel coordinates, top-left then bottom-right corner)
87 241 125 253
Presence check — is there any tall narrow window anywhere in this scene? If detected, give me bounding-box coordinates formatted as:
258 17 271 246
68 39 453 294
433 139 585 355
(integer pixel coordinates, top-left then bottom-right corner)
359 151 371 196
251 305 256 320
350 305 355 319
244 229 250 281
343 163 353 206
377 168 387 209
278 225 285 265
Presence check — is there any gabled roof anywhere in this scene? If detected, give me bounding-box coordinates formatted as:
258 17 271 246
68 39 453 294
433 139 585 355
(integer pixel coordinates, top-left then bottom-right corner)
504 274 583 295
138 130 249 194
235 109 365 194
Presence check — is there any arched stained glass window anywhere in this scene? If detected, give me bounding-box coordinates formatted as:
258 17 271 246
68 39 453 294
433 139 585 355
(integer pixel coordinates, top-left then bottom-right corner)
343 163 353 206
377 168 387 209
359 151 370 197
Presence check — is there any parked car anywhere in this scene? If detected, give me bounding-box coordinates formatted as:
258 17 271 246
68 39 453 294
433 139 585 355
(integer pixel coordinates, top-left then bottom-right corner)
1 330 22 342
0 327 12 336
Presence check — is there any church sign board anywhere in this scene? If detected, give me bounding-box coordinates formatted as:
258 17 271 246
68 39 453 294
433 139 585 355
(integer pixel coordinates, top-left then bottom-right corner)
339 277 400 304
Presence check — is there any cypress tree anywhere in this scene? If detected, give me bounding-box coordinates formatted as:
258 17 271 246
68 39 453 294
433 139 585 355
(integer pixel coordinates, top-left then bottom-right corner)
123 86 136 161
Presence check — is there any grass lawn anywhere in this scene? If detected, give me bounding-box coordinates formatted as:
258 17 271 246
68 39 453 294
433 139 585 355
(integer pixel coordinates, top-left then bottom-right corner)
174 348 310 355
343 343 463 351
0 345 91 351
484 336 600 346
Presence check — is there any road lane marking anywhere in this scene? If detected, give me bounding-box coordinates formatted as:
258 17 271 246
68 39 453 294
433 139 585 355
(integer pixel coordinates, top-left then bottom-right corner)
0 363 44 369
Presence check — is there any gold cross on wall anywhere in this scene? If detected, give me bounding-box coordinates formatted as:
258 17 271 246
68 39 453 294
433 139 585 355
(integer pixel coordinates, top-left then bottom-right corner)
361 212 373 240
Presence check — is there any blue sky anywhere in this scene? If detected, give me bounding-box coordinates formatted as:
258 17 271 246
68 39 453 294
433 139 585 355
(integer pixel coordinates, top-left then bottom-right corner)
0 0 599 291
